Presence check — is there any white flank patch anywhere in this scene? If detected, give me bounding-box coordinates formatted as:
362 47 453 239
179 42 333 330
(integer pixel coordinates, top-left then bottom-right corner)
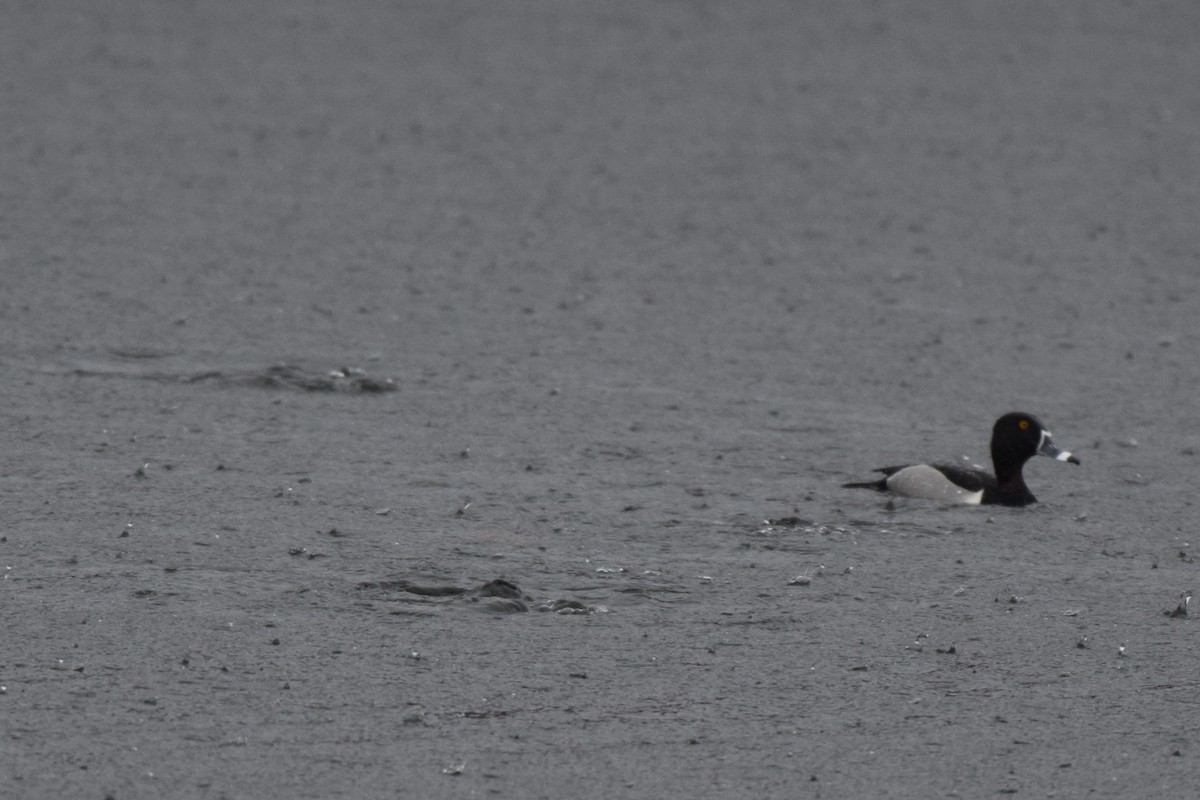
885 464 984 505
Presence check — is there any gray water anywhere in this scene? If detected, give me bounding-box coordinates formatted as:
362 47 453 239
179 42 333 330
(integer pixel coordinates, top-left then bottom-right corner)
3 2 1199 798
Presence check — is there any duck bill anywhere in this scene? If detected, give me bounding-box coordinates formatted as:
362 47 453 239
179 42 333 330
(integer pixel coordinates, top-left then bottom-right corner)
1037 431 1081 465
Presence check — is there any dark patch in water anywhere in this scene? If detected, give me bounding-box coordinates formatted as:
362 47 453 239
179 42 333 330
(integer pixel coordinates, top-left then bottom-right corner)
356 579 466 597
766 516 811 527
459 579 531 613
460 578 527 601
238 364 397 393
357 578 605 615
41 361 398 393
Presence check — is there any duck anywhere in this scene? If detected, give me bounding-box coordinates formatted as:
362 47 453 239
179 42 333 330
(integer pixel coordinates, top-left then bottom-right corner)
842 412 1080 506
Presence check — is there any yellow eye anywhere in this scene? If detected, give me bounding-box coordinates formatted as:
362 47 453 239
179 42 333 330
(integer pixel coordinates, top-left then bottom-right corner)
1018 419 1030 430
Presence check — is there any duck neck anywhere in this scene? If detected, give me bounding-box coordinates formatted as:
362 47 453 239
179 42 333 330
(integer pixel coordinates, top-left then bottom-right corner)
992 447 1036 504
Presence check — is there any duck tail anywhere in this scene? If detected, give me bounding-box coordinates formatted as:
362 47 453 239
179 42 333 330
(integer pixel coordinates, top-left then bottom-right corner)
842 478 888 492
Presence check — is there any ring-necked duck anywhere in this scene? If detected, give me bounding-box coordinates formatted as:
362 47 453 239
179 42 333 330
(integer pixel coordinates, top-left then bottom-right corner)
843 412 1080 506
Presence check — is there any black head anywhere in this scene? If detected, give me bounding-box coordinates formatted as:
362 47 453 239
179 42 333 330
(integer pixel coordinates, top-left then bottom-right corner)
991 412 1080 482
